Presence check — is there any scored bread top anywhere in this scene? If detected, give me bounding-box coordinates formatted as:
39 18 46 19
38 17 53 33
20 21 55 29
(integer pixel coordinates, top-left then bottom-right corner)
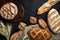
0 2 18 20
28 27 51 40
48 8 60 33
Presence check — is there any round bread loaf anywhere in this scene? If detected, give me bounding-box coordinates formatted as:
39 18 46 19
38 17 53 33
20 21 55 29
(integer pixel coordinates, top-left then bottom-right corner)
27 28 51 40
48 8 60 33
0 2 18 20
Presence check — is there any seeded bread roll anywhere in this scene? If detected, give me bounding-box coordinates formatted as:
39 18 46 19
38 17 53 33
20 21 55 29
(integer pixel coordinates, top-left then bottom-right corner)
48 8 60 33
37 0 59 15
27 28 51 40
18 22 26 30
38 19 47 29
10 32 19 40
30 16 37 24
0 2 18 20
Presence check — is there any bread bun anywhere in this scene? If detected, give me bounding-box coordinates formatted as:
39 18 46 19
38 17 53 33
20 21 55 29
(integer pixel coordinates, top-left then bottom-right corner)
48 8 60 33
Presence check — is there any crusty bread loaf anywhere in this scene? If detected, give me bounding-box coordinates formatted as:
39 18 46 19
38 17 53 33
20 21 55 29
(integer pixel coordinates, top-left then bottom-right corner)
0 2 18 20
27 28 51 40
48 8 60 33
37 0 59 15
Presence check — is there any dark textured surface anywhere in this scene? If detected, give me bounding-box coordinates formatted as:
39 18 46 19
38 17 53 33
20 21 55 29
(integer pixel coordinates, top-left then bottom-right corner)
0 0 60 40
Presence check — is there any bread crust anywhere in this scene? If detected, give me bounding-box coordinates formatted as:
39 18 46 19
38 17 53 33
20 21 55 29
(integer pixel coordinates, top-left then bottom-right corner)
48 9 60 33
27 28 51 40
18 22 26 30
37 0 59 15
38 19 47 29
0 2 18 20
30 16 37 24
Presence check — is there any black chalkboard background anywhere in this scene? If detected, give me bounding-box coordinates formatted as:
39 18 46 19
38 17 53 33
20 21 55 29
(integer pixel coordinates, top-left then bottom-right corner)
0 0 60 40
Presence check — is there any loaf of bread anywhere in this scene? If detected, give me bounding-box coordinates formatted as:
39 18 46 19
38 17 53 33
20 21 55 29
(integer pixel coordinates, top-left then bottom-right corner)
38 19 47 29
27 28 51 40
37 0 59 15
0 2 18 20
48 8 60 33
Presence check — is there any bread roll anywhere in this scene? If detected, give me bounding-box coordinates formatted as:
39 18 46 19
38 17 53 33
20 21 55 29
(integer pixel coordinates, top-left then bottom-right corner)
0 2 18 20
18 22 26 30
48 8 60 33
30 16 37 24
10 32 19 40
38 19 47 29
